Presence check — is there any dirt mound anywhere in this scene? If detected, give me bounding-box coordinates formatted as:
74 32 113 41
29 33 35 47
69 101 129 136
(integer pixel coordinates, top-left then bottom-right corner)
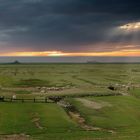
76 98 112 109
31 113 43 130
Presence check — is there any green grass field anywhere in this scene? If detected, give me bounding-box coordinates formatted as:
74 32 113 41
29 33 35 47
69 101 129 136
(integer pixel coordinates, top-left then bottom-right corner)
0 63 139 88
67 96 140 139
0 64 140 139
0 103 78 134
0 102 108 140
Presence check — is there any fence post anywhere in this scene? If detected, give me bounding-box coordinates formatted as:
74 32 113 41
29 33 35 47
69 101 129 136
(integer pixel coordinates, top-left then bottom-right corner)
45 97 47 103
34 98 35 103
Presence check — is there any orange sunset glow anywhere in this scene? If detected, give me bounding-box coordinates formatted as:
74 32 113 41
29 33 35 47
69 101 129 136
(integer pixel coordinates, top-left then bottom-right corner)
1 49 140 57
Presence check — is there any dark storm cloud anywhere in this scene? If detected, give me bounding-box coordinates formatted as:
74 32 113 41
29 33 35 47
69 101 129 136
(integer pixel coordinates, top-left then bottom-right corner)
0 0 140 52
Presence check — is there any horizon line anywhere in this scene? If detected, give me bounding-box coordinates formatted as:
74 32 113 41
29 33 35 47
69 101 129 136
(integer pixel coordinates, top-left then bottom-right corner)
0 49 139 57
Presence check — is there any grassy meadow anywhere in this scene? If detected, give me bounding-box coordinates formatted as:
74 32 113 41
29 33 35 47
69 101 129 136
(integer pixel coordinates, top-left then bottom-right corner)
0 63 140 139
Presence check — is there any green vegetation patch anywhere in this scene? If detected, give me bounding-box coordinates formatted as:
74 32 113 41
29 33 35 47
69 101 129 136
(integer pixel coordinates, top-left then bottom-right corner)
15 90 32 94
15 79 51 87
129 88 140 98
0 103 78 135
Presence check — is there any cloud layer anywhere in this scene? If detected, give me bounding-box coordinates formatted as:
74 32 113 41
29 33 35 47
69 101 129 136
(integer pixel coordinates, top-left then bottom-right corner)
0 0 140 54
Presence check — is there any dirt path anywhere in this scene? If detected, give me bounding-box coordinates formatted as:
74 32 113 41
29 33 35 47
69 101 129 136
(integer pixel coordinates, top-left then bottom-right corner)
68 111 101 131
119 91 129 96
0 134 30 140
68 111 115 134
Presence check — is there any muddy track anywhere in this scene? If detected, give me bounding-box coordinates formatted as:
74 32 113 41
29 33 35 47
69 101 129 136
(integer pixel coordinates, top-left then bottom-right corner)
58 100 116 134
31 113 43 130
0 134 30 140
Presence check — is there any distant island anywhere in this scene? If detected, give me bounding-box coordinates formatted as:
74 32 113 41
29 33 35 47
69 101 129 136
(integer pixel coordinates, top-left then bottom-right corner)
11 60 21 64
87 60 101 63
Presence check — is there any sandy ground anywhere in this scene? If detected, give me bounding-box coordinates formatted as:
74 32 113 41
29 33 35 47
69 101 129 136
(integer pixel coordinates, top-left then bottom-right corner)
76 98 112 110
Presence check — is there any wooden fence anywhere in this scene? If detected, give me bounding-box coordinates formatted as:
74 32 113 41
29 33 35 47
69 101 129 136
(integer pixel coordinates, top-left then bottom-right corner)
0 92 122 103
0 97 52 103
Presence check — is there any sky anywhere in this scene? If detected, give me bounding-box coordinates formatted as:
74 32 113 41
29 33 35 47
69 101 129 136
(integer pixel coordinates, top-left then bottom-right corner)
0 0 140 57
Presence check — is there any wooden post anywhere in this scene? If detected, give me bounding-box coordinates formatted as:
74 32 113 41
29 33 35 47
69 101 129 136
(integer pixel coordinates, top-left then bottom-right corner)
22 98 24 103
45 97 47 103
34 98 35 103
